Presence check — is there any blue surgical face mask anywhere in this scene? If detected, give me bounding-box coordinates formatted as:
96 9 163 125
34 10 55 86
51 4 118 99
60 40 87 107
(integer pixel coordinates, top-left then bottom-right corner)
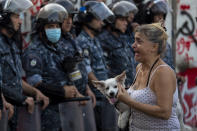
45 28 61 43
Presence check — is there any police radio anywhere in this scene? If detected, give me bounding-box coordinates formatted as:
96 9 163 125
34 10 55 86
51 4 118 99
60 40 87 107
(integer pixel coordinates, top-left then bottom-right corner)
61 52 83 83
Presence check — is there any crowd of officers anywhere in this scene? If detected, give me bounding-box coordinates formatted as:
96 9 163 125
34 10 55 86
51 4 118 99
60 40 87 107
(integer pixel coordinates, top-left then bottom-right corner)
0 0 174 130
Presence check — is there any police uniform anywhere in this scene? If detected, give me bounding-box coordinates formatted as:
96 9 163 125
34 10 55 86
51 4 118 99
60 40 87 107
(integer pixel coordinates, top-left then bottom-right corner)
59 33 88 95
98 30 136 87
0 65 3 110
0 96 2 111
22 35 67 131
125 24 135 46
123 31 138 68
163 43 174 70
76 30 118 131
0 33 27 105
76 30 108 95
0 33 29 130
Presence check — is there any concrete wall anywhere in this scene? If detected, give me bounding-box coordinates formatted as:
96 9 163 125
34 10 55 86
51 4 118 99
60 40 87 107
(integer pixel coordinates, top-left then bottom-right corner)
175 0 197 127
176 0 197 72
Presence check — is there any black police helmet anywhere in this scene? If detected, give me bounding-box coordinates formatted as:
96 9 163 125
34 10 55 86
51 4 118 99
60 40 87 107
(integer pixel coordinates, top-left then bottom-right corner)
36 3 68 24
143 0 168 24
112 0 138 18
54 0 77 15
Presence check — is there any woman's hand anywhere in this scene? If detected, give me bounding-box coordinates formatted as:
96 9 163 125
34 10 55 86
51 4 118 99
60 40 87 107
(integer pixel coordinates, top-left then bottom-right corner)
117 83 131 104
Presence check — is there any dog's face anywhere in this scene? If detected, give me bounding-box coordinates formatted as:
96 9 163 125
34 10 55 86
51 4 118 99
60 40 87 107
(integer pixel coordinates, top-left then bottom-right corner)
92 71 126 102
99 78 119 98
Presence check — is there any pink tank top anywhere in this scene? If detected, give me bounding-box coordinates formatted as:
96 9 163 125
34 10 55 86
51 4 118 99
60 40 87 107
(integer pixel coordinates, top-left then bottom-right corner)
128 65 180 131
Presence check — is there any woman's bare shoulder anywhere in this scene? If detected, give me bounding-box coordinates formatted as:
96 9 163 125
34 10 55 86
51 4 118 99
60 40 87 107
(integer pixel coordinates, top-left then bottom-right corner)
153 64 176 86
155 64 175 76
151 64 176 92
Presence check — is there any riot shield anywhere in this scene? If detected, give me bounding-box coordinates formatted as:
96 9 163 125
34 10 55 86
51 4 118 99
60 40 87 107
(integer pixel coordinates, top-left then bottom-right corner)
80 100 96 131
0 110 8 131
101 99 119 131
59 101 84 131
17 103 41 131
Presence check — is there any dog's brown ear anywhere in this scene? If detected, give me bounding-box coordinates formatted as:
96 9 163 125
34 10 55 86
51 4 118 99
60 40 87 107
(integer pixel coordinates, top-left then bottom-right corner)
92 80 106 89
115 71 126 83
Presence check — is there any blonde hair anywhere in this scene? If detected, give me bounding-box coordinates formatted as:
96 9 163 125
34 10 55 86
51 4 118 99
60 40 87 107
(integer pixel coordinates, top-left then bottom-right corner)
135 23 168 55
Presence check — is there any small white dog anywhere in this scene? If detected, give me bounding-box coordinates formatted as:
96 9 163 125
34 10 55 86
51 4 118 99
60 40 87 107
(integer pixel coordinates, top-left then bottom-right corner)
92 71 130 129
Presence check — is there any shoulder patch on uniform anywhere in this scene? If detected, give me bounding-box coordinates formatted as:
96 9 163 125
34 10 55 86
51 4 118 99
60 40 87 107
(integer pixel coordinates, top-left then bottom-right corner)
30 59 37 67
83 49 89 56
103 51 108 57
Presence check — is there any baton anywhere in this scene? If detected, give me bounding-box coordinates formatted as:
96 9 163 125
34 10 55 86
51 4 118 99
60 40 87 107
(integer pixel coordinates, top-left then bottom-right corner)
21 101 44 106
57 96 90 103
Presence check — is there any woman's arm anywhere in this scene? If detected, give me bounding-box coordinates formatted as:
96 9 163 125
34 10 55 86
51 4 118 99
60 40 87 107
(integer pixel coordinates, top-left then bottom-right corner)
118 66 176 120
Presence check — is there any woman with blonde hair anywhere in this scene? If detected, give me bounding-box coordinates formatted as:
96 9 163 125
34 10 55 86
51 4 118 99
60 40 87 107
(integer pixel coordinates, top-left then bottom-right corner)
117 23 180 130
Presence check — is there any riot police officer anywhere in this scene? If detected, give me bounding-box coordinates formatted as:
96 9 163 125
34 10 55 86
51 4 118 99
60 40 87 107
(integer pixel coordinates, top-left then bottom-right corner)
75 1 118 131
54 0 77 37
98 1 136 87
123 1 139 68
0 89 2 120
0 57 14 121
123 1 139 46
54 0 96 106
141 0 174 69
0 0 49 129
22 3 82 131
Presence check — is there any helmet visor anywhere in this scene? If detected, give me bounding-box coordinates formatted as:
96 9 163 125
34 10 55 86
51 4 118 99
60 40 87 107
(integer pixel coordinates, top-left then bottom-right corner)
4 0 33 14
89 2 114 23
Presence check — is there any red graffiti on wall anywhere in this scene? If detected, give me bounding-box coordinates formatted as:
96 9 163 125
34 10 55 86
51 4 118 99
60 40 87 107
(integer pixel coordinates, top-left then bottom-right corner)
176 29 197 63
188 30 197 43
178 68 197 126
22 0 43 49
29 0 43 16
185 53 194 63
180 4 190 10
176 38 190 55
176 37 194 63
176 38 194 63
22 32 31 50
